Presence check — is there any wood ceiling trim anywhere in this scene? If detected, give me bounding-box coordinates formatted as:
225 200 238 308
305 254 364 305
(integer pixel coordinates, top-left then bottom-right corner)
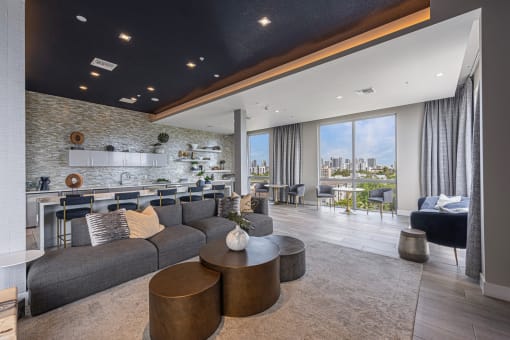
150 7 430 122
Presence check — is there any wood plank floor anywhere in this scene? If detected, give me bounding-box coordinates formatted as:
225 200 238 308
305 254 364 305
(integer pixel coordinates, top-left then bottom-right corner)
268 202 510 340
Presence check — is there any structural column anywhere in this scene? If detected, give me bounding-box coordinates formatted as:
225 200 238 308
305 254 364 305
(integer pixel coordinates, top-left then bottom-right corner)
0 0 27 293
234 109 249 195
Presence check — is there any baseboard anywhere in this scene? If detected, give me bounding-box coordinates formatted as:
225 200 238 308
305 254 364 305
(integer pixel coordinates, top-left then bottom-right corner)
397 209 412 216
480 273 510 302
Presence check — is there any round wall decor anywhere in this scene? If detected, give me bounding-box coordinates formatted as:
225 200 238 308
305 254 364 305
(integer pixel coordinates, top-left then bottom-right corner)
70 131 84 144
65 173 83 189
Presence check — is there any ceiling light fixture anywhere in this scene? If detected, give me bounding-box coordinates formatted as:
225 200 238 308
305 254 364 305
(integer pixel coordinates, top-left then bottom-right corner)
213 74 220 78
258 16 271 27
79 85 88 91
436 72 444 77
119 97 136 104
118 33 132 42
90 71 100 77
275 110 280 113
90 57 117 71
199 57 205 62
336 95 343 99
151 97 159 102
76 15 87 23
147 86 155 92
130 97 137 101
186 61 196 69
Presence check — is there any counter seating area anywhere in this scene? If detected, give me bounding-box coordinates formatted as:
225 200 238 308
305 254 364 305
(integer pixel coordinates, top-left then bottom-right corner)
27 197 273 316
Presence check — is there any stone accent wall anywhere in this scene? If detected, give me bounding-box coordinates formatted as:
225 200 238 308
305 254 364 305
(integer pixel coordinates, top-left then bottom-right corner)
26 91 233 190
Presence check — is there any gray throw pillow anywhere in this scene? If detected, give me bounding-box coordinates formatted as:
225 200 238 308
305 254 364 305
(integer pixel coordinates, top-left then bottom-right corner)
217 196 241 217
86 209 130 246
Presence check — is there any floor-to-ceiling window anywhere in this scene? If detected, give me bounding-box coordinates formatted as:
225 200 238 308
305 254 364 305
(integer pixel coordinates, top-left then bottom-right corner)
248 132 270 187
319 114 396 211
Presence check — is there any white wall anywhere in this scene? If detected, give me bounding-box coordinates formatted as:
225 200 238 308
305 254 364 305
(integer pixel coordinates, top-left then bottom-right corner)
396 103 425 215
0 0 26 292
300 103 424 215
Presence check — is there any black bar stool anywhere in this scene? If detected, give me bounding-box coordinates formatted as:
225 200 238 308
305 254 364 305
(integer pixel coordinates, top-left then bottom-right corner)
150 189 178 206
55 195 94 248
204 184 226 199
107 192 140 211
179 186 204 202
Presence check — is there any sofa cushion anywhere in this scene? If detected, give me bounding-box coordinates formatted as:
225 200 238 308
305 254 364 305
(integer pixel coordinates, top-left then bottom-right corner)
181 199 216 225
243 213 273 236
86 209 130 246
27 238 157 315
153 203 182 227
125 206 164 239
71 217 92 246
184 217 235 242
147 225 206 269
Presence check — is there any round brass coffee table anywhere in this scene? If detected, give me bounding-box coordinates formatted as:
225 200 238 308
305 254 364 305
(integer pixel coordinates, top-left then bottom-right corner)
199 238 280 317
149 262 221 340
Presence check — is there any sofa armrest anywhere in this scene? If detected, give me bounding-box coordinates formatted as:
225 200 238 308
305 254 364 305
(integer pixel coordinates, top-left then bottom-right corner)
410 210 468 248
251 197 268 215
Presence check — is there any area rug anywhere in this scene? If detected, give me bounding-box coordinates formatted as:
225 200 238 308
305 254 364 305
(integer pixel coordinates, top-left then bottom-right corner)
18 241 422 340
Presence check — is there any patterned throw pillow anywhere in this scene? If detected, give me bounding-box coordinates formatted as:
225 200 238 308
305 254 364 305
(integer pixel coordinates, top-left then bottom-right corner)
240 194 254 213
217 195 241 217
86 209 130 246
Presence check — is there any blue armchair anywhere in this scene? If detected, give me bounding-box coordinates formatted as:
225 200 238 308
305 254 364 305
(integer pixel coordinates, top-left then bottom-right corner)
410 197 468 265
287 184 305 206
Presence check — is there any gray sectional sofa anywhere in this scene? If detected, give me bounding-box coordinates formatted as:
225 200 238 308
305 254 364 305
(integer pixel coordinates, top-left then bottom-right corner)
27 197 272 316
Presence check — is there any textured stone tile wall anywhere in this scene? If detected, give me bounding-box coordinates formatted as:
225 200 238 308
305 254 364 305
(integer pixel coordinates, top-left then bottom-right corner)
26 92 234 190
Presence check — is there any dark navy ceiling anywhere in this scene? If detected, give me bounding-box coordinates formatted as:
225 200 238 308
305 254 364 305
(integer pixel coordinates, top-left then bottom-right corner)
26 0 429 113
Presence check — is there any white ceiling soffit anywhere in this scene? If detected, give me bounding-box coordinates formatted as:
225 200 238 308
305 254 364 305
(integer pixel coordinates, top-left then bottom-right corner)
155 10 480 134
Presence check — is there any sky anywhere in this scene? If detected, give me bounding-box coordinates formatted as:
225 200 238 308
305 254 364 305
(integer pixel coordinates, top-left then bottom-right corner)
320 115 395 166
248 115 395 167
249 133 270 166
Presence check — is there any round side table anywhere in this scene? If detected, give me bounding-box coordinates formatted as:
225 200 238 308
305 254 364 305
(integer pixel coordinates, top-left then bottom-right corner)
398 228 429 263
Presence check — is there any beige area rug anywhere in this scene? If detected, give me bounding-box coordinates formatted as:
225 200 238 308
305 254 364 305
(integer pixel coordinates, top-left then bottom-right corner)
19 241 422 340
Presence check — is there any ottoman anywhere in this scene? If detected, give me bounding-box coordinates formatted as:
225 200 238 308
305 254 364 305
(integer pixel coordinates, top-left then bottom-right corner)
149 262 221 340
398 228 430 263
265 235 306 282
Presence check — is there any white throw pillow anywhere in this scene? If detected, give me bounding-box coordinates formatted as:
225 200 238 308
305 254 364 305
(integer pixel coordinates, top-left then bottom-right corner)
435 194 461 209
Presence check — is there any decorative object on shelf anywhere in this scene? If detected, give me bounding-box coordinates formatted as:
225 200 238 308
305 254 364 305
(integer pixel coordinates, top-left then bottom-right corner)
153 143 164 154
155 178 170 183
65 173 83 189
190 161 199 171
158 132 169 144
225 212 253 251
219 160 226 170
70 131 84 145
190 143 198 150
105 145 115 152
212 146 221 150
196 171 205 186
204 175 213 184
38 176 51 191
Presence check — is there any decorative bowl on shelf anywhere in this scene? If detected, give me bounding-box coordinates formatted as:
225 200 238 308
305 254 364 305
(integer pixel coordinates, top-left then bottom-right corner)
190 143 198 150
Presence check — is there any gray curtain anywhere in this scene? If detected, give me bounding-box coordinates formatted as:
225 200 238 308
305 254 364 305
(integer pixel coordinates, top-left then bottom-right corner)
421 78 473 196
272 123 302 201
466 81 481 278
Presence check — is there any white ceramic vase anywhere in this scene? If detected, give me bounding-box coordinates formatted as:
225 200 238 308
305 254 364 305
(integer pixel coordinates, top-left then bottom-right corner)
226 225 249 251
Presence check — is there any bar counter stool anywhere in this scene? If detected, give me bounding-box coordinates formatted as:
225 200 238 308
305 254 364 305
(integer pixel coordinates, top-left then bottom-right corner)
179 186 204 202
56 195 94 248
204 184 226 199
150 189 178 207
107 192 140 211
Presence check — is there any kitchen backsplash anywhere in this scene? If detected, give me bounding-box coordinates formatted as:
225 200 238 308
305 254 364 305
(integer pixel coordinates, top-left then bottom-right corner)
26 91 234 190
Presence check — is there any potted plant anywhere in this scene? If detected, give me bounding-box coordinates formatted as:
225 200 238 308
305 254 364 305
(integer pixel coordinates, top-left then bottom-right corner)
196 170 205 186
190 161 199 171
225 212 253 251
158 132 169 144
204 175 213 184
153 143 164 154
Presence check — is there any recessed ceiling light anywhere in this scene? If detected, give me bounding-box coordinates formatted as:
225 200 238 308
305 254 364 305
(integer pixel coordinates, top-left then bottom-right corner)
137 94 141 97
199 57 205 62
213 74 220 78
90 57 117 71
336 95 343 99
186 61 196 69
151 97 159 102
436 72 444 77
130 97 137 101
79 85 88 91
258 16 271 27
76 15 87 23
118 33 132 42
119 97 136 104
275 110 280 113
147 86 155 92
90 71 100 77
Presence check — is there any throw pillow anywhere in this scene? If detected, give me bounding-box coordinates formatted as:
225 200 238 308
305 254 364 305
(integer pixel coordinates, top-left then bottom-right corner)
420 196 439 210
125 206 164 239
240 194 254 213
217 195 241 217
86 209 130 246
435 194 462 208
